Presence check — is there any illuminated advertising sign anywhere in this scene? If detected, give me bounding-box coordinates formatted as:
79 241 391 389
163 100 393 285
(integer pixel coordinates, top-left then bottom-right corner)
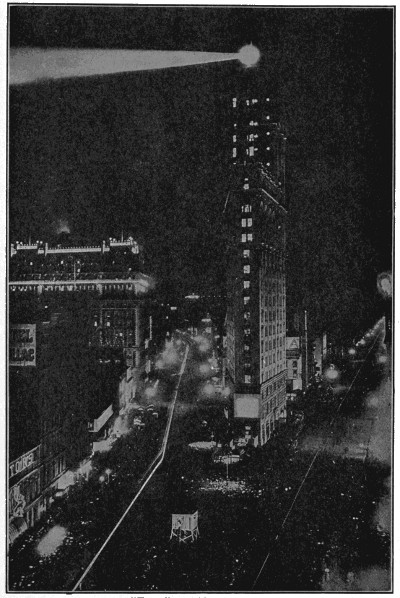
286 337 300 359
9 445 40 479
10 324 36 366
9 468 40 518
9 485 26 518
234 394 260 419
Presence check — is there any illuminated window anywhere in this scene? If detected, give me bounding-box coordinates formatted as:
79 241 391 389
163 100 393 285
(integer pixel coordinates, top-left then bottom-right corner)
233 148 237 158
233 135 237 142
244 183 250 190
249 146 254 157
244 328 251 336
242 218 247 227
243 265 250 274
244 280 250 289
241 234 247 242
247 218 253 227
245 375 251 384
242 204 252 213
243 296 250 305
267 131 270 136
248 233 253 241
232 98 237 108
244 311 251 321
243 249 250 258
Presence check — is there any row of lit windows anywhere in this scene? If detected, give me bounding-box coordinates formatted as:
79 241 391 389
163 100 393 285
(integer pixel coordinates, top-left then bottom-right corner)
262 292 285 303
232 97 270 108
242 213 251 385
264 377 284 396
261 323 285 336
233 146 272 164
264 354 286 370
262 351 285 367
233 133 271 143
261 309 285 322
241 233 253 243
266 389 286 413
263 337 284 351
233 146 261 158
263 295 285 307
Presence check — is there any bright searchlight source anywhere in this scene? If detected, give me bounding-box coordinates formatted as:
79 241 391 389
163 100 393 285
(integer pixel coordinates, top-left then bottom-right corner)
238 44 261 67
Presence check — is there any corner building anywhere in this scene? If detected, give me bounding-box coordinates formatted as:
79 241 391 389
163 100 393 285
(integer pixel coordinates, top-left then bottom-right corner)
226 93 287 446
8 237 149 543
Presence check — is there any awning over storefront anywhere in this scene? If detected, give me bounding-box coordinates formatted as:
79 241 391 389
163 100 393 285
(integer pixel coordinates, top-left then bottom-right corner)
56 470 75 491
9 517 28 545
89 403 113 433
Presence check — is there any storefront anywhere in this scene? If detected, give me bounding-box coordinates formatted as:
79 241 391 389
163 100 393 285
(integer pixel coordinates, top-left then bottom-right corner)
9 445 41 544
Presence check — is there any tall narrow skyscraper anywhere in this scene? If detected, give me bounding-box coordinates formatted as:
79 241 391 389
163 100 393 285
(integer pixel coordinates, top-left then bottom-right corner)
225 92 287 446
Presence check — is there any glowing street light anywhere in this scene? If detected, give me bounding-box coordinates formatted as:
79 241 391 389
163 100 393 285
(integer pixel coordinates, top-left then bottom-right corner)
324 364 340 382
377 272 392 298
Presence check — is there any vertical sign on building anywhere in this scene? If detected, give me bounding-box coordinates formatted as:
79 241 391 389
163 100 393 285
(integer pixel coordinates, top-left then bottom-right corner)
9 324 36 366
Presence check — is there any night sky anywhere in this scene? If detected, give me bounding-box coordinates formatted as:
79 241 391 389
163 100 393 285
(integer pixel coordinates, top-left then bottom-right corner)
9 6 393 341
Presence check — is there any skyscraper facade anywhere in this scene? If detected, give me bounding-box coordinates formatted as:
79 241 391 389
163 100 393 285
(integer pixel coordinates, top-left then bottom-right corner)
225 92 287 446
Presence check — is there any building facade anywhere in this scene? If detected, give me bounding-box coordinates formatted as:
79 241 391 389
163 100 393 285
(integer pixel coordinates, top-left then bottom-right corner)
8 237 151 543
286 336 303 397
225 92 287 446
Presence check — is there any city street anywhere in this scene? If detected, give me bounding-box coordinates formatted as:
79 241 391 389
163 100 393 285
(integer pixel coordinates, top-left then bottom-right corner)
8 8 392 594
8 343 187 591
72 328 391 592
